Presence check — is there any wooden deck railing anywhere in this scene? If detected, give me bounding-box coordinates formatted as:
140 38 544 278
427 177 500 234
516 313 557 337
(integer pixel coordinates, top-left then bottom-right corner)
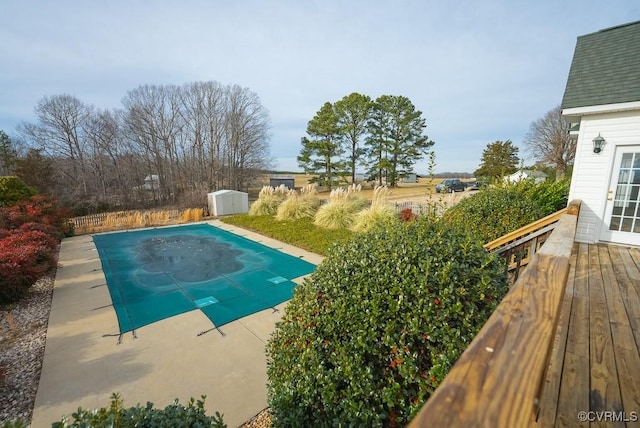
409 200 581 427
484 200 581 283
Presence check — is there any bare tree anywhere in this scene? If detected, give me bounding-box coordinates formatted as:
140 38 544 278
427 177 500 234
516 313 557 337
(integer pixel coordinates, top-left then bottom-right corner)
180 81 227 190
224 84 271 190
84 109 141 206
523 106 575 180
18 94 93 198
122 85 184 203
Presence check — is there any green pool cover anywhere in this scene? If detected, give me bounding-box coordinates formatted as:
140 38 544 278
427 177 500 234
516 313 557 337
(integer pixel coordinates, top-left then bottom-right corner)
93 223 316 333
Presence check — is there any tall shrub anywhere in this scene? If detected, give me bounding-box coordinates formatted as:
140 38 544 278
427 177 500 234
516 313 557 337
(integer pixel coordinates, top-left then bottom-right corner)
442 186 543 243
510 178 571 216
267 217 508 426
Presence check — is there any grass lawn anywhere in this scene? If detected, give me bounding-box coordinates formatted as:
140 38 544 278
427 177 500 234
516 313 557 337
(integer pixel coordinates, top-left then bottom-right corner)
219 214 353 256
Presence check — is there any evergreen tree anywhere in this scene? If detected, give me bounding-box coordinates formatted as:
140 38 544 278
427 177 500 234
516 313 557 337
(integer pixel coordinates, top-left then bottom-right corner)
0 130 17 175
297 102 347 190
334 93 372 183
474 140 520 180
365 95 433 186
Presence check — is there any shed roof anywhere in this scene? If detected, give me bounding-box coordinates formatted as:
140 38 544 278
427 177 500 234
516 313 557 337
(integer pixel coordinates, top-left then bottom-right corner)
209 189 247 196
561 21 640 109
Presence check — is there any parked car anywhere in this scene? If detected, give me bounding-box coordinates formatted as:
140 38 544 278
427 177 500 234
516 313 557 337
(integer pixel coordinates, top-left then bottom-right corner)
467 181 487 191
435 179 466 193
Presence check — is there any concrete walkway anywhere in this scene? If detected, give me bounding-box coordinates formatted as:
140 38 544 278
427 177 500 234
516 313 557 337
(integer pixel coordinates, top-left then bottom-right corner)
31 221 323 428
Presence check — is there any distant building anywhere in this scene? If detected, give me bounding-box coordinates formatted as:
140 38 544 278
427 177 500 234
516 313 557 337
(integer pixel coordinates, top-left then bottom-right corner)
401 173 418 183
269 174 295 189
505 170 547 184
143 174 160 191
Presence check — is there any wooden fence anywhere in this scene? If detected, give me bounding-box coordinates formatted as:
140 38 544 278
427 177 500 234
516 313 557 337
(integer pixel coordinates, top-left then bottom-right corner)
72 208 203 234
393 201 445 217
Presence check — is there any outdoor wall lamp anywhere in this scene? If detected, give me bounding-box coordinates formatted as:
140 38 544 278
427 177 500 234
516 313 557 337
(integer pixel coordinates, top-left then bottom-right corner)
593 134 606 154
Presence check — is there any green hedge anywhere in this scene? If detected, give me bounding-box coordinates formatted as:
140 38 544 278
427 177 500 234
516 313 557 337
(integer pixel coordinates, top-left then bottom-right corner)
51 393 225 428
511 178 571 216
266 217 508 426
442 179 571 244
442 186 544 243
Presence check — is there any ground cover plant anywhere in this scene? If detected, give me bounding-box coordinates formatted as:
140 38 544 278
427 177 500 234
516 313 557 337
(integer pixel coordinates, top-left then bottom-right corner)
266 217 508 426
220 215 352 256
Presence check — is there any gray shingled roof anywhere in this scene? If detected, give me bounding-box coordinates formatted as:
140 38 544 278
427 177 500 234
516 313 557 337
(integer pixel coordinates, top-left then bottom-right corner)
561 21 640 109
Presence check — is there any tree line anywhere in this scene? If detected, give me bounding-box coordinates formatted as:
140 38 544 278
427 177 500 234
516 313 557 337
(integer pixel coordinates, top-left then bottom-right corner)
298 93 434 188
3 81 271 213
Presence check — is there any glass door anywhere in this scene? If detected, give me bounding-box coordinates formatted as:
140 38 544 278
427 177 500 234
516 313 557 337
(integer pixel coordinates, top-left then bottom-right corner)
601 147 640 245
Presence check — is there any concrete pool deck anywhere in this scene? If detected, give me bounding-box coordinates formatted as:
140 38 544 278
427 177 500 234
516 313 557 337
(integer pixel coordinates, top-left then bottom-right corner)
31 220 323 428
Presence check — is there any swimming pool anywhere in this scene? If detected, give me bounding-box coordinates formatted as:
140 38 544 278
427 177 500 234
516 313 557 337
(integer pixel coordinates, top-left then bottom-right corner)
93 223 316 334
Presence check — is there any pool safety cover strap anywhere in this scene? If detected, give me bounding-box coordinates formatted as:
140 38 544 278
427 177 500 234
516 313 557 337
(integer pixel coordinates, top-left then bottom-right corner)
93 224 316 333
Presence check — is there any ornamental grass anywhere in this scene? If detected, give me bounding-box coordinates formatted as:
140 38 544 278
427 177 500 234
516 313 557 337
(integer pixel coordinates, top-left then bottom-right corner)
313 184 368 229
351 186 398 232
275 184 322 221
249 184 289 216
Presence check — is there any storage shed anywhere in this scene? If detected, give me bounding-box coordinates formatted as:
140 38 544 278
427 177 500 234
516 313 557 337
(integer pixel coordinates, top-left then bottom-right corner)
401 173 418 183
207 190 249 216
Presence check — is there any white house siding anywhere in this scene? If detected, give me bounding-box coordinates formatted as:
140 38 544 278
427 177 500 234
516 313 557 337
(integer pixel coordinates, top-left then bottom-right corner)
568 109 640 243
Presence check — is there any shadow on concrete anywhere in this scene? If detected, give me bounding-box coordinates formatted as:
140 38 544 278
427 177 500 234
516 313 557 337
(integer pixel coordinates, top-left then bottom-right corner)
37 330 151 409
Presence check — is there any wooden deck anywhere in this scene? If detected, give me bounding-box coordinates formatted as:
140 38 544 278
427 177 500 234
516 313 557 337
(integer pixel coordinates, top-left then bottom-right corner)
537 243 640 427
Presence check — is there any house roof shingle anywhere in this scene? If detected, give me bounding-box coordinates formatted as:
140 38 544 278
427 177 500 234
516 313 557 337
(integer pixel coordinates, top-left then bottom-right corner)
561 21 640 110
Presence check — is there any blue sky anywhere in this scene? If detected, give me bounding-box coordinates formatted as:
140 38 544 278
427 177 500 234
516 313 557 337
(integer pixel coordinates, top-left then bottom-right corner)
1 1 638 174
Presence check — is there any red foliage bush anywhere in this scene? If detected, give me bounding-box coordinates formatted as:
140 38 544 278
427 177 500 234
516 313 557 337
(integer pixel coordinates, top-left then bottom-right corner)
0 196 70 304
400 208 417 222
0 230 58 304
0 196 73 237
19 221 64 241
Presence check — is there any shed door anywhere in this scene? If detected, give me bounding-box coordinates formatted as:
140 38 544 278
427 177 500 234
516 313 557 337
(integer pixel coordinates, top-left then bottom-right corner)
600 146 640 246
